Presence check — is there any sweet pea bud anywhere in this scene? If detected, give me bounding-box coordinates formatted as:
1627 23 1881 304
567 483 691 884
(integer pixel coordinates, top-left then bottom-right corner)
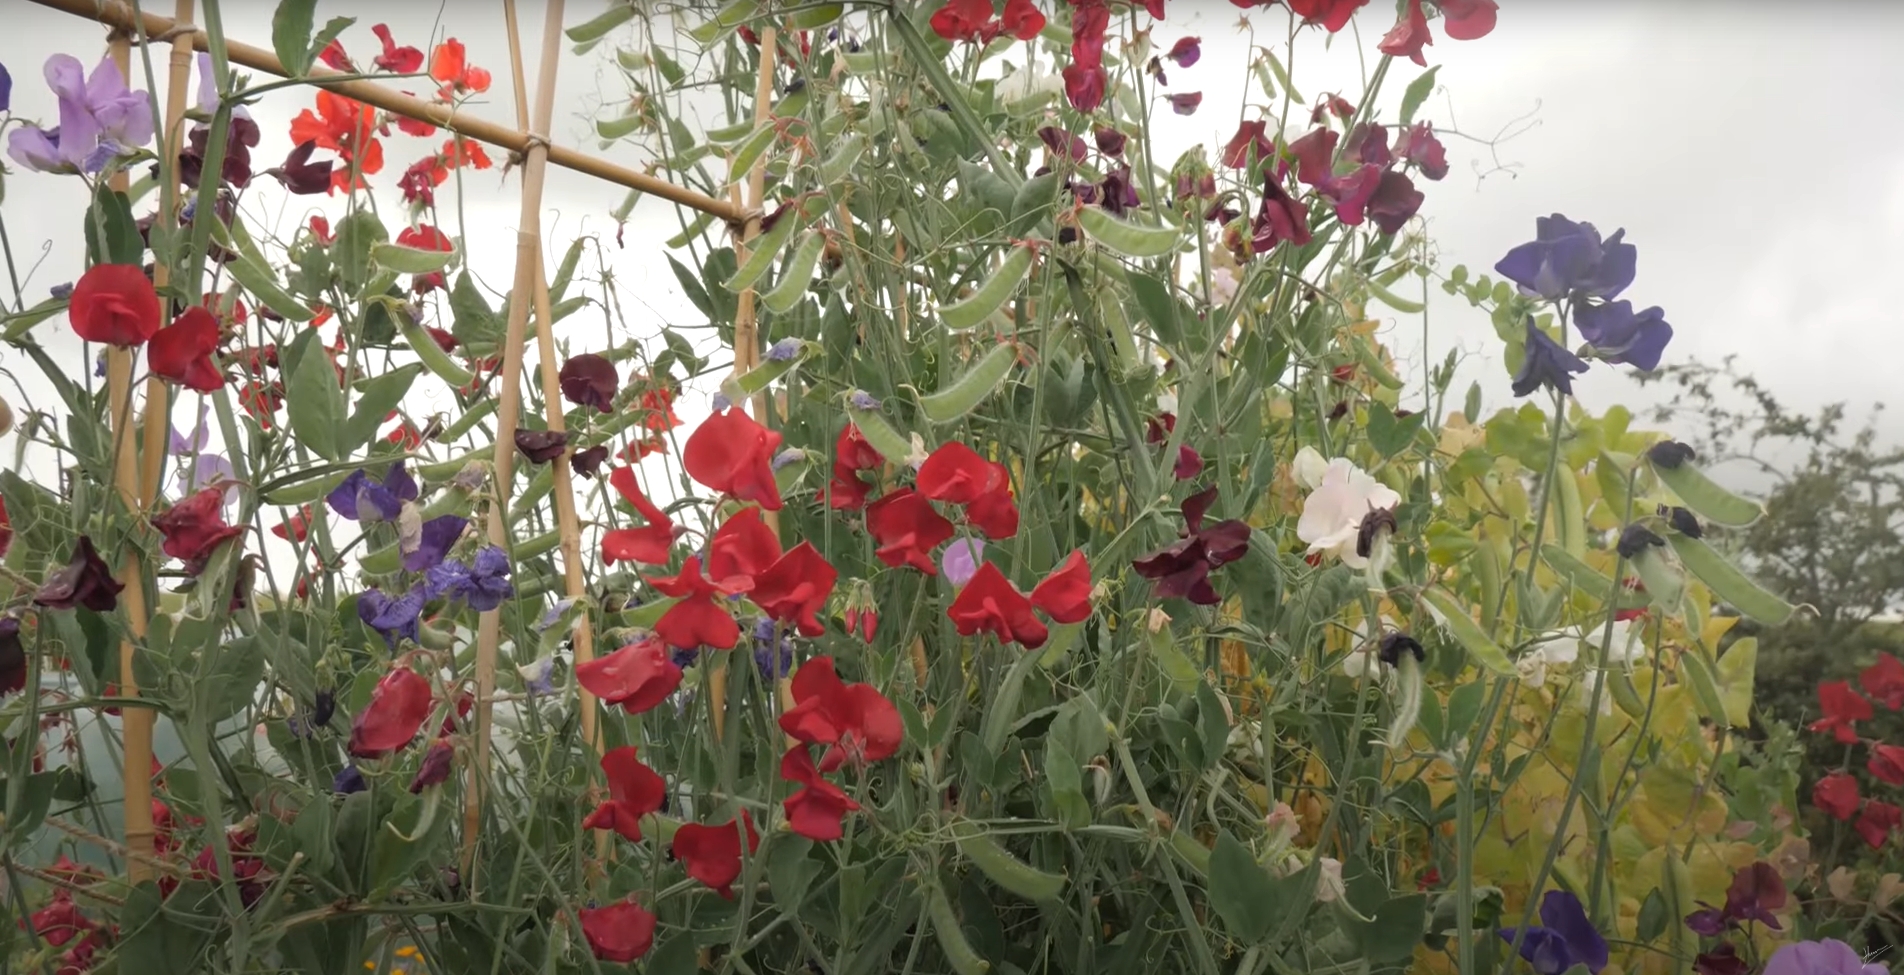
408 738 455 793
0 394 14 439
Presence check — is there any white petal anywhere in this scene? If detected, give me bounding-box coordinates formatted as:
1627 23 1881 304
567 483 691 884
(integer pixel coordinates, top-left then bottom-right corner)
1292 447 1330 491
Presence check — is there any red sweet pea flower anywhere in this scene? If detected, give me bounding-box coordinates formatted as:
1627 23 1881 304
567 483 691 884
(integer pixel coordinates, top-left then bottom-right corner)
443 137 492 170
645 555 742 650
967 488 1020 539
671 812 761 898
396 225 452 252
949 561 1048 649
918 441 1002 504
578 899 657 963
0 497 14 559
309 215 334 244
317 40 354 72
1002 0 1047 40
348 668 432 758
780 656 903 768
1377 0 1433 67
581 745 666 843
866 488 955 574
1814 772 1860 821
1863 653 1904 709
1288 0 1369 32
1874 745 1904 786
930 0 995 41
70 264 160 347
429 39 493 100
1809 681 1873 744
271 506 313 542
1438 0 1498 40
1858 800 1902 849
576 637 682 714
709 506 783 590
684 407 784 510
780 745 861 842
751 543 839 637
398 155 446 205
147 306 224 391
601 466 675 565
28 894 91 947
1031 550 1093 624
371 24 424 73
836 423 883 471
151 487 244 575
1063 62 1108 115
1221 120 1275 169
288 90 384 193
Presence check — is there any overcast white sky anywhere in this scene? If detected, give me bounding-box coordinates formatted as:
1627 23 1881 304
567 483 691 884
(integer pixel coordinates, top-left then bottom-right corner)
2 0 1898 479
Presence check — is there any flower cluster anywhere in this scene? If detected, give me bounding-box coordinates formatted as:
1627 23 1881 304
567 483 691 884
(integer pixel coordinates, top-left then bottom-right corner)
1806 655 1904 849
1496 214 1675 396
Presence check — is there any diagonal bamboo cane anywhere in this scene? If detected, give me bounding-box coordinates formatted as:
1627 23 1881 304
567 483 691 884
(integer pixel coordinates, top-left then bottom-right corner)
461 0 567 887
25 0 740 223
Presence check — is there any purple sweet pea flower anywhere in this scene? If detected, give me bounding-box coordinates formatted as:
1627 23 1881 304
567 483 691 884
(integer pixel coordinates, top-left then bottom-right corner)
1166 92 1202 116
1498 891 1608 975
1494 214 1637 303
170 402 211 454
461 545 514 611
327 463 418 522
1511 318 1589 398
358 588 424 647
766 338 803 362
0 62 12 112
1573 299 1672 371
191 52 250 120
175 454 238 506
424 560 471 601
1165 36 1200 68
332 765 367 794
751 617 794 681
403 515 469 572
1764 940 1889 975
517 657 556 696
942 537 984 587
7 54 155 174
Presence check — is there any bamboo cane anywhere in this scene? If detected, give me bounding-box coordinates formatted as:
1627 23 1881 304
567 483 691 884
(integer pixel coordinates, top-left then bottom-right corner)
100 28 156 886
138 0 196 512
461 0 567 885
24 0 740 223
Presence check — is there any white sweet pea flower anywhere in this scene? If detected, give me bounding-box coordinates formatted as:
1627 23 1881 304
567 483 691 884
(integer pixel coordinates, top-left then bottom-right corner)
1517 634 1582 689
1210 266 1240 306
1297 458 1401 569
1315 857 1346 903
1291 446 1330 491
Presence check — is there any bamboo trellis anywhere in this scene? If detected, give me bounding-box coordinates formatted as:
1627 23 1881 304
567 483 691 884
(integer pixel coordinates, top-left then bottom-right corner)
35 0 780 884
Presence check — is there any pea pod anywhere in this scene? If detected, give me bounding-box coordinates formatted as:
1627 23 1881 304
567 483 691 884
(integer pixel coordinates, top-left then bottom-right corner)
762 232 826 314
565 3 637 42
1075 206 1181 258
704 120 757 144
1606 665 1647 720
1676 649 1728 727
1661 851 1693 961
1476 533 1503 629
437 400 497 443
1666 534 1794 625
1651 454 1762 527
953 823 1066 904
1167 829 1212 877
820 133 867 185
395 311 477 387
919 342 1017 425
372 241 457 274
685 0 761 45
924 877 991 975
666 211 716 249
726 122 779 184
1628 546 1687 617
940 246 1032 331
724 340 814 401
1352 337 1406 390
1595 450 1634 521
514 529 564 561
512 465 556 520
1367 278 1425 314
1550 469 1586 558
847 397 914 463
1420 588 1514 676
260 466 353 506
723 205 805 294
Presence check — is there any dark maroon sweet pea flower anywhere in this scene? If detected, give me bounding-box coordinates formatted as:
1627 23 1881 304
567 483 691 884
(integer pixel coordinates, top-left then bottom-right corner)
1173 445 1203 481
408 738 455 793
1494 215 1638 302
1131 486 1251 605
1166 92 1203 115
1165 36 1200 67
35 537 124 612
265 141 333 195
1692 944 1749 975
1221 120 1275 169
1094 127 1126 157
1721 862 1786 930
403 515 469 572
178 116 259 189
1249 175 1311 254
1366 170 1424 234
571 445 609 479
1511 318 1589 398
1100 167 1141 215
0 618 26 697
515 429 569 464
559 353 619 413
1400 122 1448 180
1288 128 1336 188
1038 126 1088 163
1348 123 1391 167
1573 300 1673 371
1683 906 1728 938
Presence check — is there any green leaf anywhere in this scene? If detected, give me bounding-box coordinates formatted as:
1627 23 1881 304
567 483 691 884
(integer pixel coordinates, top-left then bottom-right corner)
84 185 142 266
332 210 389 295
1358 893 1429 963
345 363 424 454
2 771 57 846
308 17 356 69
1195 681 1229 771
1400 65 1441 126
193 635 264 724
1207 831 1276 943
567 3 637 43
371 241 456 274
1367 402 1426 458
448 270 504 353
1044 738 1090 830
645 933 701 975
272 0 318 77
284 328 346 461
1127 272 1183 349
1636 887 1668 943
116 882 213 971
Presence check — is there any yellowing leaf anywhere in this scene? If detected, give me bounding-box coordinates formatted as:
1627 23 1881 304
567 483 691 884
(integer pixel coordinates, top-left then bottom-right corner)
1715 637 1758 728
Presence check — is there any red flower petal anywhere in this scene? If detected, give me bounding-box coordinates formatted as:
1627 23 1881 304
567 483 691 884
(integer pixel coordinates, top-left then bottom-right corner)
150 486 243 573
645 556 741 650
148 306 225 392
865 489 955 574
1001 0 1047 40
948 561 1049 649
751 542 839 637
575 638 682 714
429 39 468 85
1287 0 1370 32
709 506 783 590
684 408 784 510
917 441 1004 505
371 24 425 73
1858 800 1902 849
347 668 432 758
601 466 674 565
1872 745 1904 787
1437 0 1498 40
71 264 161 347
966 488 1020 540
583 746 665 843
779 656 903 764
1031 550 1093 624
779 745 861 842
1376 0 1433 67
1862 653 1904 709
670 812 760 898
1814 771 1861 821
578 900 657 963
836 423 884 471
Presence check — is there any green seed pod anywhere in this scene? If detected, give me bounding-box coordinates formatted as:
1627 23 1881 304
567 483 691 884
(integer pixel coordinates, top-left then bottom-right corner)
940 246 1033 331
1420 588 1514 675
919 342 1018 424
1666 534 1794 625
1076 206 1182 258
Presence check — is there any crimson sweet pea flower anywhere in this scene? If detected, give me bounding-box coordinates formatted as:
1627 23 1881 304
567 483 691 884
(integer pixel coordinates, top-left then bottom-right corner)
931 0 995 41
1001 0 1047 39
1031 550 1093 624
1872 745 1904 787
866 488 955 574
288 91 383 193
1438 0 1499 40
1809 681 1873 744
348 667 432 758
0 497 13 559
70 264 160 347
1366 171 1425 234
34 536 123 612
645 555 742 650
147 306 224 392
918 441 1020 539
602 466 675 565
1858 800 1902 849
1221 120 1275 169
823 423 882 510
780 656 903 767
578 899 657 963
751 543 839 637
1288 0 1369 31
780 745 861 842
671 812 761 898
151 486 244 575
576 637 682 714
709 506 782 589
1863 654 1904 709
1814 771 1861 821
1400 122 1448 180
582 745 666 842
684 407 783 511
1165 36 1200 67
1377 0 1433 66
949 561 1048 648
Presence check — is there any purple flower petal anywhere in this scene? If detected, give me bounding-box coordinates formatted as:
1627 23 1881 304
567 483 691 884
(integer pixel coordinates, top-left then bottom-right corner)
1512 318 1590 398
403 515 468 572
941 537 984 587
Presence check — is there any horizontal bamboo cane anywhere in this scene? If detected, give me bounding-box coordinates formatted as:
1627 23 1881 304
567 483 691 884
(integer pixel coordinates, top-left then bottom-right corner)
25 0 743 223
